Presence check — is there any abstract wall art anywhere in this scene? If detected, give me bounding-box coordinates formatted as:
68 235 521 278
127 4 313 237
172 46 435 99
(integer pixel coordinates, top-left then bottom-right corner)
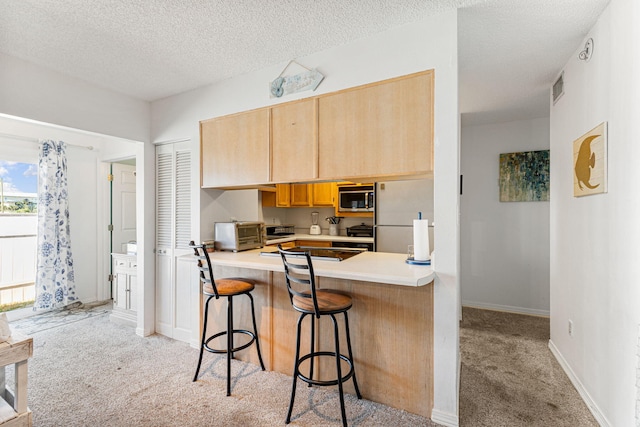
573 122 607 197
499 150 550 202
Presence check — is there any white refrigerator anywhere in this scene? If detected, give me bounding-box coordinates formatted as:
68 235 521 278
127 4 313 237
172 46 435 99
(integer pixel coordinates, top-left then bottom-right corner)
374 179 434 254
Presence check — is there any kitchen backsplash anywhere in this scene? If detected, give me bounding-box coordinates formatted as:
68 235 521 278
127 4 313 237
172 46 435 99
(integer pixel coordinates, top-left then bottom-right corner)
262 206 373 236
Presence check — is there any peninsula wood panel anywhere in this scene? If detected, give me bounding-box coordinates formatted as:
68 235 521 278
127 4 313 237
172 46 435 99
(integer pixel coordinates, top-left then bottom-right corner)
271 98 317 182
200 109 270 188
318 71 434 180
199 264 434 417
316 277 434 418
205 266 272 370
271 272 314 375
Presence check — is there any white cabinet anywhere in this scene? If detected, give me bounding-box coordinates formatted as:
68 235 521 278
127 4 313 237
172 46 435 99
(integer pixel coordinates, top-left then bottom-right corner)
110 253 137 326
155 141 194 343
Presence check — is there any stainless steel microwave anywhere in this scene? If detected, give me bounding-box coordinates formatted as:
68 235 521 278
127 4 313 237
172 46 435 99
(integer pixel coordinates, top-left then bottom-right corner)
337 185 374 213
214 221 264 252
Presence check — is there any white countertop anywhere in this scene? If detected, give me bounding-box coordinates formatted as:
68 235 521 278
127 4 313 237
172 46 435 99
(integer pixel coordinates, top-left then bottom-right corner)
265 233 374 245
206 248 435 287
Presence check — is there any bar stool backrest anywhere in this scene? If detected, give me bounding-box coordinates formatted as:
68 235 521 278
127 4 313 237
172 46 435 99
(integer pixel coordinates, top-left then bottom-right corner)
278 245 321 318
189 240 219 299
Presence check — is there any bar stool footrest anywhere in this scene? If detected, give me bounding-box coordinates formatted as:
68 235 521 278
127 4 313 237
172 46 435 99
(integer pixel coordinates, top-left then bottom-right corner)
296 351 355 387
204 329 257 354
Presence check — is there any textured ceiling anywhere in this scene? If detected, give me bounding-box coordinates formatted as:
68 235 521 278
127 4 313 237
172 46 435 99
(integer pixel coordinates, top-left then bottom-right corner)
0 0 609 124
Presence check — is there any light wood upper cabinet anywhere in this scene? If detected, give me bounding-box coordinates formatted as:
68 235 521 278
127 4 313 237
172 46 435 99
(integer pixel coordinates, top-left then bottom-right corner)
200 109 270 188
318 71 434 180
271 99 317 183
200 70 434 189
311 182 335 207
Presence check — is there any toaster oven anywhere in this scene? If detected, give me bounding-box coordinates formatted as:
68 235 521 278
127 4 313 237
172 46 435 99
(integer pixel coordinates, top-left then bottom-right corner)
214 221 264 252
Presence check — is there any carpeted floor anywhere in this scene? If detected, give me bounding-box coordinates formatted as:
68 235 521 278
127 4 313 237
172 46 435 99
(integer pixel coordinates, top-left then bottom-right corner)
459 307 598 426
10 306 436 427
6 304 599 426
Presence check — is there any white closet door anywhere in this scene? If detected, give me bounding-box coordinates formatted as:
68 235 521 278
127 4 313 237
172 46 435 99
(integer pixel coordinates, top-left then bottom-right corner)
155 141 192 341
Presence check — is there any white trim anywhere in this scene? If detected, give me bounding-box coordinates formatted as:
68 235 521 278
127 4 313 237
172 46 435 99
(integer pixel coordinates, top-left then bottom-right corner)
0 113 144 145
431 408 459 427
548 340 611 426
152 137 189 146
136 326 153 337
462 301 549 317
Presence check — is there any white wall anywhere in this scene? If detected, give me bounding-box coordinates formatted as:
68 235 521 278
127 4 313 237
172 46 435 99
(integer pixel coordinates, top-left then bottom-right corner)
461 118 550 316
0 115 119 304
0 55 156 336
0 53 150 143
549 0 640 425
151 11 461 425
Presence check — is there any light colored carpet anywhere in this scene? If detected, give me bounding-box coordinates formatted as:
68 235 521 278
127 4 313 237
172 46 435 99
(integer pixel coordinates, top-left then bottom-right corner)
6 304 600 426
459 307 598 426
10 301 110 335
13 307 437 427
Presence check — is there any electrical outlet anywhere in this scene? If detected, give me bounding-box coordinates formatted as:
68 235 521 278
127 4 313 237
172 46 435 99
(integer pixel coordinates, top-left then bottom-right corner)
568 320 574 337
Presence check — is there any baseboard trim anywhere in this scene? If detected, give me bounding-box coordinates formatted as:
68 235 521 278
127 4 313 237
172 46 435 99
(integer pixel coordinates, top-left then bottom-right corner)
136 326 154 337
462 301 549 317
431 408 459 427
548 340 611 426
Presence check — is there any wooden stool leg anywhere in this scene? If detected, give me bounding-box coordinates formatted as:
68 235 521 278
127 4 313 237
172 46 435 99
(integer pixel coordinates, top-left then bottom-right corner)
286 312 306 424
331 314 348 427
13 360 28 413
193 296 212 382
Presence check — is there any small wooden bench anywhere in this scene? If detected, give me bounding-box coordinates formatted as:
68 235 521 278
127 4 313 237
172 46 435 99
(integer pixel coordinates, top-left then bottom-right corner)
0 331 33 427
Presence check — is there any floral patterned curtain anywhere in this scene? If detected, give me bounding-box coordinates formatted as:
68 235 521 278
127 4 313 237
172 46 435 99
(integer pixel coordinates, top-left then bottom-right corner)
34 140 77 310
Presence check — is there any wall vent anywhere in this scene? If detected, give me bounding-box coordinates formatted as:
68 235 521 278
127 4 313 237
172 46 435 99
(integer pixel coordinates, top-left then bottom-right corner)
552 72 564 105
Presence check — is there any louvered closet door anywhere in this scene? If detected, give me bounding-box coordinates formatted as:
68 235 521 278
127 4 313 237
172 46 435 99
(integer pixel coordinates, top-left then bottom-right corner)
155 141 192 341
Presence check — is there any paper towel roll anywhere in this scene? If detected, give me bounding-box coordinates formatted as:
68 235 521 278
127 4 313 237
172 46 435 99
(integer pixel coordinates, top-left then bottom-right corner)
413 219 430 261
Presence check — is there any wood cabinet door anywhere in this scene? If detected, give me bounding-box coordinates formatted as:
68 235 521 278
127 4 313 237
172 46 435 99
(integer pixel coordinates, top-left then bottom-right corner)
271 98 317 182
275 184 291 207
311 182 335 207
200 108 270 188
318 71 434 180
296 240 332 247
290 183 311 206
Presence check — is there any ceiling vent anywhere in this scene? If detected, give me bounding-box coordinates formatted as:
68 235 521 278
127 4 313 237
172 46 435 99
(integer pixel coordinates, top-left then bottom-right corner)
552 72 564 105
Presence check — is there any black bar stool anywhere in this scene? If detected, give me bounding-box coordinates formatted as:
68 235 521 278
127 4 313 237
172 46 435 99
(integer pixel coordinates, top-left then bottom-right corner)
190 241 265 396
278 245 362 427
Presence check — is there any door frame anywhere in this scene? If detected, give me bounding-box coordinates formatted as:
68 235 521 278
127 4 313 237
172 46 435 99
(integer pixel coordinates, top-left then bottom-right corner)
100 156 137 304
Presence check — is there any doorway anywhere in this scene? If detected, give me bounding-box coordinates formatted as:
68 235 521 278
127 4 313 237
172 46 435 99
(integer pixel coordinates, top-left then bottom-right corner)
108 160 136 300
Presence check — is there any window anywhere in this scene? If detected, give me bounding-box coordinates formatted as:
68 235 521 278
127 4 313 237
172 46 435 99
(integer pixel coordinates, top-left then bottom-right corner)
0 161 38 214
0 160 38 311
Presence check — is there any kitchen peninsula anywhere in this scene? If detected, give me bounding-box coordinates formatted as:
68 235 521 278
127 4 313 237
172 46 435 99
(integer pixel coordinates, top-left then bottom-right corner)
203 248 435 417
197 70 438 417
